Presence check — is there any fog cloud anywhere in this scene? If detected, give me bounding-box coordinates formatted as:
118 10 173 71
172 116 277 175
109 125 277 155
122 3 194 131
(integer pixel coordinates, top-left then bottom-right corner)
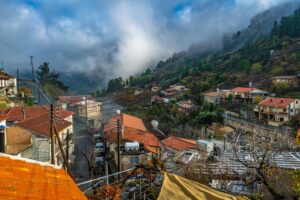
0 0 297 82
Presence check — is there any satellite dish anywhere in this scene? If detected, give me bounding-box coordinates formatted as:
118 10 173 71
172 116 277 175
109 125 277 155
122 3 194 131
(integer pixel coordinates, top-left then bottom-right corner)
116 110 121 115
151 120 159 130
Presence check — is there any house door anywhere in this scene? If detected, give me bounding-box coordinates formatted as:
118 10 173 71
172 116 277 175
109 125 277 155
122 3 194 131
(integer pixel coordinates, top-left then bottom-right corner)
0 129 5 152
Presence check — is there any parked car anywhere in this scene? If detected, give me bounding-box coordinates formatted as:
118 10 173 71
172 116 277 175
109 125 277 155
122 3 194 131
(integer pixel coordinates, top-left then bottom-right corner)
94 133 102 143
95 142 105 153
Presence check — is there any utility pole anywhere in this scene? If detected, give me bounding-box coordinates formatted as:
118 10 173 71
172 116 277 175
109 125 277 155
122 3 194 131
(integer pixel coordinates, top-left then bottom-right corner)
83 96 88 127
117 110 122 175
29 56 35 82
54 126 70 175
37 82 41 105
16 69 19 91
50 104 55 164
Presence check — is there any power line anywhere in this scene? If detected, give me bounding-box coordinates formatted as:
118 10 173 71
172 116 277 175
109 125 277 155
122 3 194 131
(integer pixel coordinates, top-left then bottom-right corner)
77 167 135 186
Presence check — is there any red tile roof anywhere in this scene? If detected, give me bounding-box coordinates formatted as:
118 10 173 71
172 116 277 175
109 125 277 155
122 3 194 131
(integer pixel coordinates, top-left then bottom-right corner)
0 114 6 121
16 113 72 137
259 97 297 107
162 136 196 151
0 106 73 122
0 153 87 200
231 87 257 93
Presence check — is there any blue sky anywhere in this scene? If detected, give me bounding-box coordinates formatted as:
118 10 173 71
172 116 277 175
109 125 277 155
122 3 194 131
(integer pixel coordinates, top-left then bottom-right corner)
0 0 296 80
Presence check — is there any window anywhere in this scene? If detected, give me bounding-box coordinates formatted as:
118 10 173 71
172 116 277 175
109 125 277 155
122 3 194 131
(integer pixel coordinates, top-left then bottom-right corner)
291 109 294 112
130 156 138 164
280 118 284 122
296 101 299 104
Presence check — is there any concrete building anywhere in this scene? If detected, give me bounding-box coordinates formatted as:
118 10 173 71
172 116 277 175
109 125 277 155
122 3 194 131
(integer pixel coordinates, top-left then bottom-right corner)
203 90 230 105
71 99 102 129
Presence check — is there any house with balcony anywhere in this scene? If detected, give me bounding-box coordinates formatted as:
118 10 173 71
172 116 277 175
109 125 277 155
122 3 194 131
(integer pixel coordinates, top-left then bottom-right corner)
104 113 160 171
0 106 74 165
272 76 298 86
0 71 17 97
254 97 300 126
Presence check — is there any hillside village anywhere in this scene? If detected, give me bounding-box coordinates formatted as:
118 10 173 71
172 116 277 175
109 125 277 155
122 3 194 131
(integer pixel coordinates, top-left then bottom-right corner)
2 2 300 200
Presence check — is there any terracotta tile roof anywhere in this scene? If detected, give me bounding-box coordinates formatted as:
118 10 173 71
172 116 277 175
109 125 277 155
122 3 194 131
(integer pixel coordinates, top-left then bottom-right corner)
231 87 257 93
0 153 87 200
204 92 219 97
0 106 73 122
122 113 147 131
259 97 297 107
162 136 196 151
16 113 72 137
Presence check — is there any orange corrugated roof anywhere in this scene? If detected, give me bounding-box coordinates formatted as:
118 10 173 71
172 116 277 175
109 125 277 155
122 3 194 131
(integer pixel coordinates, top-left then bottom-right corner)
259 97 297 107
0 153 87 200
162 136 196 151
0 106 73 122
16 113 72 137
231 87 257 93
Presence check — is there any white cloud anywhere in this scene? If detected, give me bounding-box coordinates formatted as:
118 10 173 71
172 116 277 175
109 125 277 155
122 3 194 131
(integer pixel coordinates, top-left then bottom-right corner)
0 0 297 86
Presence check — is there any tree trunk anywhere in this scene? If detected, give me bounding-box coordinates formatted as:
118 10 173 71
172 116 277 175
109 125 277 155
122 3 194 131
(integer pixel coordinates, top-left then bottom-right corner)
258 170 284 200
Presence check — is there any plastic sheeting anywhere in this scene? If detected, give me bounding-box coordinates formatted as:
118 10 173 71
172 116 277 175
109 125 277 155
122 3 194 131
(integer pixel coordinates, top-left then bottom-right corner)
158 172 249 200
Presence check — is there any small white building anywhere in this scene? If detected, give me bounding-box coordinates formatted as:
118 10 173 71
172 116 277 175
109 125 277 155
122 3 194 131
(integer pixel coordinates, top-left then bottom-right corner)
0 71 17 97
